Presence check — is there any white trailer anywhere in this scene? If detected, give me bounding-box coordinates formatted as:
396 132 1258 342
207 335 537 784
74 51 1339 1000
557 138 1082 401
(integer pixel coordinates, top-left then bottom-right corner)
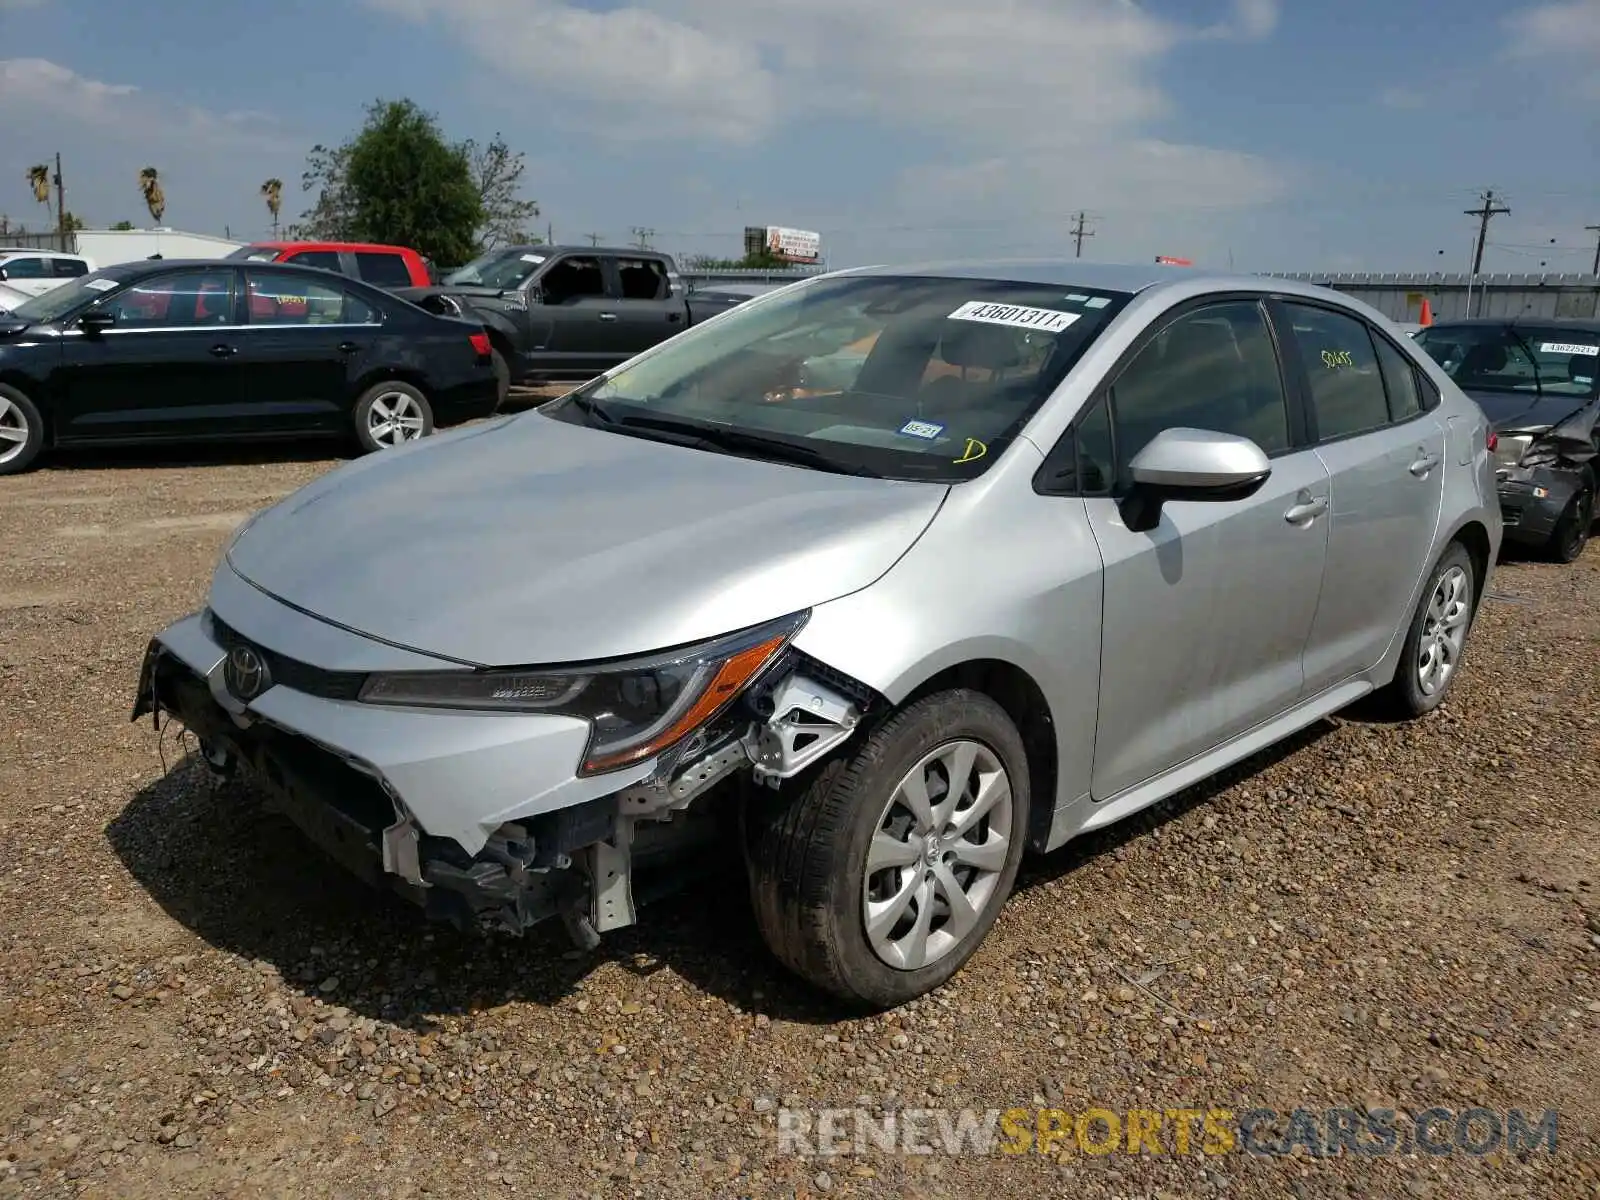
72 228 244 267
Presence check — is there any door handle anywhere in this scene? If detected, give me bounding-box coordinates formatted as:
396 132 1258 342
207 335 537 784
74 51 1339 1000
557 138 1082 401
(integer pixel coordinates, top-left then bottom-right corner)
337 341 361 355
1284 496 1328 524
209 343 236 357
597 312 618 322
1409 451 1440 477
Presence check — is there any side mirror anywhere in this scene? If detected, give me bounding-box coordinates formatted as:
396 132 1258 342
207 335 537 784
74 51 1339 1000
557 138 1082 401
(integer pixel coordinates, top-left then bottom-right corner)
1119 427 1271 533
78 310 116 335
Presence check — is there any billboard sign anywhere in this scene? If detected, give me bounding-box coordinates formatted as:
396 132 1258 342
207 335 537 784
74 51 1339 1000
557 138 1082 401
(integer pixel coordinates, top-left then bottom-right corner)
747 225 822 264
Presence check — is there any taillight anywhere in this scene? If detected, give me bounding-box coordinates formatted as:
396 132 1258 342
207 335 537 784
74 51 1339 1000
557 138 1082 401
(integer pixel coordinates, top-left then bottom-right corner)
468 331 491 357
1486 431 1498 453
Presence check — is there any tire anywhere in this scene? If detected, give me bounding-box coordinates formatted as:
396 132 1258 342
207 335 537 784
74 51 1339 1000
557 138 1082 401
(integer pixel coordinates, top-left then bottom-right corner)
1547 475 1594 564
743 689 1030 1010
352 381 434 454
1380 540 1478 719
0 382 46 476
489 347 511 413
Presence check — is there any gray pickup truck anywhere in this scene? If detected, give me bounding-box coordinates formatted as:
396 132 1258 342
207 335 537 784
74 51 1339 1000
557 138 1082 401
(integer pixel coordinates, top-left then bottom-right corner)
392 246 751 400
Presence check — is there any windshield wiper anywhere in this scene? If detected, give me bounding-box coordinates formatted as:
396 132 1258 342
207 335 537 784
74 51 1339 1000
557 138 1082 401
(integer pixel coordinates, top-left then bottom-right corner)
598 410 884 478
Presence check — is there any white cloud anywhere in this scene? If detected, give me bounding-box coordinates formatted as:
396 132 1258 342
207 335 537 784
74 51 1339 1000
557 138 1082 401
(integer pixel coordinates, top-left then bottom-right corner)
0 58 292 149
1505 0 1600 93
366 0 1291 261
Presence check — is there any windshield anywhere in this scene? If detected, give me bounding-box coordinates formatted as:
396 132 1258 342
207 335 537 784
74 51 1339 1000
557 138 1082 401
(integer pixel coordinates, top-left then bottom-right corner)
548 273 1131 481
443 249 546 289
1413 324 1599 399
227 245 286 262
8 271 127 324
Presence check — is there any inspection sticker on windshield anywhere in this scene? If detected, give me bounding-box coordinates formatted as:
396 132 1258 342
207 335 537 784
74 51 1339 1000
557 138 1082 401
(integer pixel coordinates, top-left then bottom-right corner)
1084 296 1111 309
1541 341 1598 356
83 278 119 292
898 419 946 440
948 301 1080 333
521 254 546 264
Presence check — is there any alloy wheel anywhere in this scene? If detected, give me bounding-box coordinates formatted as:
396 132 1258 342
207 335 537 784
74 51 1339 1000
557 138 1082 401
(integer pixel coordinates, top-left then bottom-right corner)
861 739 1013 971
366 391 427 447
1417 564 1472 697
0 395 29 466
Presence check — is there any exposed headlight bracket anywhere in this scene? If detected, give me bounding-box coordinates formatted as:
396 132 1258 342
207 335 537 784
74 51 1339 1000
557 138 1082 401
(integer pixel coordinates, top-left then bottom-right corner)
742 672 862 789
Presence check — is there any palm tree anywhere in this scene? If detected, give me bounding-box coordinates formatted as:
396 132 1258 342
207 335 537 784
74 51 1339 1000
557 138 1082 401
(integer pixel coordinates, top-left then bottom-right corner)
26 164 50 211
138 167 166 223
260 178 283 238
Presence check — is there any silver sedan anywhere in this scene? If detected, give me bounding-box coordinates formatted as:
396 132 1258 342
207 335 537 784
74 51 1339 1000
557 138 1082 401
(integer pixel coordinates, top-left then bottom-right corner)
135 261 1502 1009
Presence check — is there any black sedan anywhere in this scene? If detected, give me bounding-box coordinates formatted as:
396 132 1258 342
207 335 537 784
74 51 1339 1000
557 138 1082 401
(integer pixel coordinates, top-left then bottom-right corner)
0 259 500 476
1413 318 1599 562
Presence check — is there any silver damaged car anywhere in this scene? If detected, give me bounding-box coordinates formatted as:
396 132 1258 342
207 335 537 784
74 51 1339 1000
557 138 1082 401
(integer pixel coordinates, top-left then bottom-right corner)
134 261 1502 1009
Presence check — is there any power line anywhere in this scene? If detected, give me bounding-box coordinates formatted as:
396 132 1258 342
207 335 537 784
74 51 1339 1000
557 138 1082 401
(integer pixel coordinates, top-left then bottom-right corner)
1464 189 1510 276
1587 224 1600 276
630 226 655 249
1069 211 1094 258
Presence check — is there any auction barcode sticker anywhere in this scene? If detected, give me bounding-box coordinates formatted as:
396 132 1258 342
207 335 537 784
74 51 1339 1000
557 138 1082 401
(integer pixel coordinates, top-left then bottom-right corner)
1541 341 1599 356
948 301 1080 333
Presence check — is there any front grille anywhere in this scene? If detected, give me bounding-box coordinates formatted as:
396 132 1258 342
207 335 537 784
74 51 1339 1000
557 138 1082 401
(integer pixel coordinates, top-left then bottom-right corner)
208 611 370 701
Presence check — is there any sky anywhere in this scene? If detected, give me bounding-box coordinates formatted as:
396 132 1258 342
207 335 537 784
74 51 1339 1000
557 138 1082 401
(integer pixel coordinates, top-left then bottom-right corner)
1 0 1598 273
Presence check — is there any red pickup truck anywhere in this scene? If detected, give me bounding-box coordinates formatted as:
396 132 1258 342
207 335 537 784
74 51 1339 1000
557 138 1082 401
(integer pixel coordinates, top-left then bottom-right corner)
227 241 435 290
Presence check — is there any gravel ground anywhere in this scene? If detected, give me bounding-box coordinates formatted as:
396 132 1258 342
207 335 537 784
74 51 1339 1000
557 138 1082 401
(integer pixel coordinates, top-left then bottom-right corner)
2 419 1598 1199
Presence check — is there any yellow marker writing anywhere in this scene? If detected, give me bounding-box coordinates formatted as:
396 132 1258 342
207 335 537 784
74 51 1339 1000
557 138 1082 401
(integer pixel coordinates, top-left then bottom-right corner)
954 437 987 463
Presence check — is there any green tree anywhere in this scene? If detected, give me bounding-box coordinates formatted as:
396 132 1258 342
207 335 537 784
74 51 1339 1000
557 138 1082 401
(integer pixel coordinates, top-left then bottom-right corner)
111 219 135 231
465 132 540 249
62 212 84 232
293 98 481 264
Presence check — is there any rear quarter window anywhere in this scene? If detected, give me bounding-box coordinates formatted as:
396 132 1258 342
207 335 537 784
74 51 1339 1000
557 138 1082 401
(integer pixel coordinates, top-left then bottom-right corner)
355 251 416 288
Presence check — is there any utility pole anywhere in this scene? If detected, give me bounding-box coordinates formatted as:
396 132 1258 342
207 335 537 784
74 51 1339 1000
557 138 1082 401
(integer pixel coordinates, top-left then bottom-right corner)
630 226 655 250
52 152 66 248
1586 224 1600 276
583 232 601 247
1464 189 1509 277
1069 211 1094 258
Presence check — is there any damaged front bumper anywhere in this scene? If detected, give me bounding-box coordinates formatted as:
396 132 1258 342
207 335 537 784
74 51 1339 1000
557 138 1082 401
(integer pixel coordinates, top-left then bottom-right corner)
132 608 874 947
1495 463 1585 543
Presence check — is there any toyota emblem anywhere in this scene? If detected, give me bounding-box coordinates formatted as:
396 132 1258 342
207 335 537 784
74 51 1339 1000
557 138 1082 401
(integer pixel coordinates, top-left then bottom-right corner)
224 644 270 700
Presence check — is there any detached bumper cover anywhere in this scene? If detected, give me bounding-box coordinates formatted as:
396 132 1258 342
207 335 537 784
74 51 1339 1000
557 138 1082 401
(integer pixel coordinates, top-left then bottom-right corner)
133 609 655 857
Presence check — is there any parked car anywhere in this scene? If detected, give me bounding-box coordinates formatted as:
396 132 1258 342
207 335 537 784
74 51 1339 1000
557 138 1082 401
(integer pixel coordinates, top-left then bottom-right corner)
0 248 95 297
134 262 1500 1009
0 258 498 476
1412 318 1598 561
391 245 747 402
227 241 436 290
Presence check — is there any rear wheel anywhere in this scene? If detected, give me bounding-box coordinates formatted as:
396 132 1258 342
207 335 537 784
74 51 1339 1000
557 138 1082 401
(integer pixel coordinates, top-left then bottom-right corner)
1380 540 1477 718
1548 476 1594 564
353 381 434 453
743 689 1030 1010
0 383 45 476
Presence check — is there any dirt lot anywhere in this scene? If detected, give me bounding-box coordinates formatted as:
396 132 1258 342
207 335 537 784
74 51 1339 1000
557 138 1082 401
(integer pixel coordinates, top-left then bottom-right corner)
2 421 1598 1199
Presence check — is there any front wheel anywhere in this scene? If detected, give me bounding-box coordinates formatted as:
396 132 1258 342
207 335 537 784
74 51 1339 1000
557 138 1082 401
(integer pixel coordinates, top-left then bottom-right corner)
0 383 45 476
1547 477 1594 564
1380 541 1477 718
743 689 1030 1010
353 381 434 454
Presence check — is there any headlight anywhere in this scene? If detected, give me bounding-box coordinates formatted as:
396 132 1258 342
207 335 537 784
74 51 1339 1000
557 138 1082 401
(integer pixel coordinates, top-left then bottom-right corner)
1492 434 1532 471
357 611 808 774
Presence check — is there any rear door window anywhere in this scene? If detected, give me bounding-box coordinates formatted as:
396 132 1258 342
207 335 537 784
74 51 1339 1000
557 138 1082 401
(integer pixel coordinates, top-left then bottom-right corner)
51 258 90 278
354 251 414 288
1281 303 1392 441
283 250 343 273
245 272 379 325
614 257 670 301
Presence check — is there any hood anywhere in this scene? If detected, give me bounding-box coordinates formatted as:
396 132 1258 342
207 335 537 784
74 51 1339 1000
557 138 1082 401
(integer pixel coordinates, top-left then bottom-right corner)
225 413 949 666
1467 390 1591 435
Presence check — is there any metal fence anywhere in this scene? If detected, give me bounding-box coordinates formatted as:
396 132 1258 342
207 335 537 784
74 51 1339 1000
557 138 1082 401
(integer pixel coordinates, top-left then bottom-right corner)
1263 271 1600 323
0 227 70 251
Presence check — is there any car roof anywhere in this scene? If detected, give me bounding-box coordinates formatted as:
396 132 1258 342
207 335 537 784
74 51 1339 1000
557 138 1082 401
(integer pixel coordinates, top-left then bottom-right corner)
1419 316 1600 333
92 258 370 278
246 240 417 254
0 247 84 259
827 258 1377 307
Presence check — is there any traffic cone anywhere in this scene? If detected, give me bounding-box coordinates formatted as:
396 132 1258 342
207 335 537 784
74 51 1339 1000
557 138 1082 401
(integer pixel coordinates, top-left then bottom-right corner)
1419 298 1434 326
